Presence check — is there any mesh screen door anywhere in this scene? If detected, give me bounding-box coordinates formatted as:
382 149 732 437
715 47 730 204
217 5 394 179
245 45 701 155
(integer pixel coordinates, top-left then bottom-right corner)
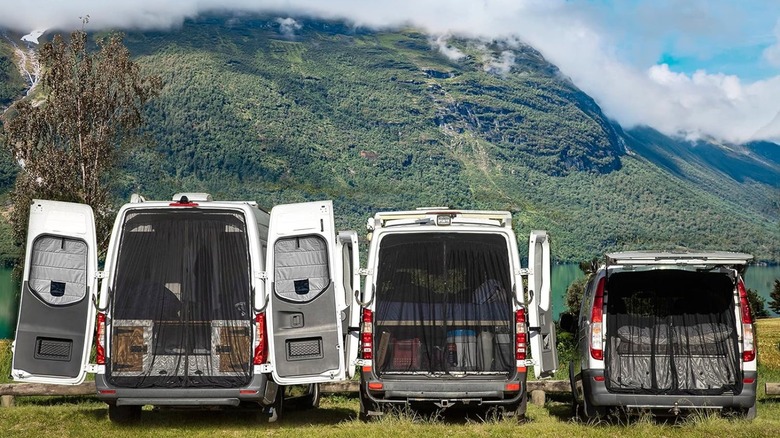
107 210 253 388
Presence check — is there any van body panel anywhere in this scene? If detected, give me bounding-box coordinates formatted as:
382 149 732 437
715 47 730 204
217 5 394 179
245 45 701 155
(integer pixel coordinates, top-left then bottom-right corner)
527 230 557 378
11 200 98 385
266 200 347 384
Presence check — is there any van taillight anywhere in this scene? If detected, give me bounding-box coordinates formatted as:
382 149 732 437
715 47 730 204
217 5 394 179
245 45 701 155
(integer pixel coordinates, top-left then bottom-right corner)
95 312 106 365
253 313 268 365
515 308 527 361
361 308 373 360
590 277 605 361
737 279 756 362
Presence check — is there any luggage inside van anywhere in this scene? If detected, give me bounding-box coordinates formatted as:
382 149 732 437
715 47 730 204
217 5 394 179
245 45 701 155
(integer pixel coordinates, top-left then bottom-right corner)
604 269 741 395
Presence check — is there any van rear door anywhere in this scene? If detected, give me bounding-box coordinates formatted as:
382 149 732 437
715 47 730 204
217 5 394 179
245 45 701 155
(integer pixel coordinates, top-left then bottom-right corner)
266 201 346 384
527 230 558 378
337 231 360 379
11 200 98 384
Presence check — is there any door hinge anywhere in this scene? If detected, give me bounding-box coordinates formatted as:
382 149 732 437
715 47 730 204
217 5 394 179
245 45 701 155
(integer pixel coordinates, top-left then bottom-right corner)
95 271 107 279
523 359 536 367
354 359 372 367
358 268 372 276
518 268 530 276
84 364 104 374
255 363 273 374
257 271 268 280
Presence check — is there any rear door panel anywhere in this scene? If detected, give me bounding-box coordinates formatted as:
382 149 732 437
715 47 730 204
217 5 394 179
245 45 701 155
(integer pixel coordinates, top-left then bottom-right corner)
12 200 98 384
527 230 558 378
267 201 345 384
337 231 360 379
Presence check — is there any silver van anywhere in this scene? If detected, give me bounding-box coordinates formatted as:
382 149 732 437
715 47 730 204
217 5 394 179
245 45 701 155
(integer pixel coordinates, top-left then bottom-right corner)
563 251 758 419
11 195 359 422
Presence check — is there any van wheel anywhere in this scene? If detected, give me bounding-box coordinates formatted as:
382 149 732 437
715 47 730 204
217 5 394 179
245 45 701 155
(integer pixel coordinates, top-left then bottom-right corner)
358 385 380 422
301 384 320 409
268 385 284 423
502 392 527 420
577 394 606 422
724 404 756 420
107 404 141 424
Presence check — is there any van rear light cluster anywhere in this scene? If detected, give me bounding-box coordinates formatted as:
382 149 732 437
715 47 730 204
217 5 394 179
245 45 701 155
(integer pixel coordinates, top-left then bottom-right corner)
360 308 374 360
253 313 268 365
590 277 606 361
737 279 756 362
95 312 106 365
515 308 527 361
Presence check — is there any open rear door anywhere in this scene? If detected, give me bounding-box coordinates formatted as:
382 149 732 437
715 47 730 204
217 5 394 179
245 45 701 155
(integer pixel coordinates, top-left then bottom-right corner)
337 231 360 379
267 201 346 384
11 200 98 384
527 230 558 378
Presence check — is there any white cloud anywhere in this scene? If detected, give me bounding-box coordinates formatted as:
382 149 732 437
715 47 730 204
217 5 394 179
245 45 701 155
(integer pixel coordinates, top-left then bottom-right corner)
483 50 516 76
430 35 465 61
276 17 301 38
763 19 780 68
1 0 779 144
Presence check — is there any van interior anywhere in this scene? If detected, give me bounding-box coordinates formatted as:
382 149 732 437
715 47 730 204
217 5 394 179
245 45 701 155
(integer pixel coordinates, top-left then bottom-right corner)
107 210 253 388
374 233 514 376
605 269 740 395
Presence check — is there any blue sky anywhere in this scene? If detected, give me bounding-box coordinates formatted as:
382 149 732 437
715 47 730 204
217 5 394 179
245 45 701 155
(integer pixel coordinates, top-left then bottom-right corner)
578 0 779 82
1 0 779 143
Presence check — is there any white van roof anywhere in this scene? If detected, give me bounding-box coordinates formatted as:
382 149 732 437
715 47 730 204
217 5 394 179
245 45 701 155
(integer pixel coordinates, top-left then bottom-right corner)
369 208 513 230
606 250 753 266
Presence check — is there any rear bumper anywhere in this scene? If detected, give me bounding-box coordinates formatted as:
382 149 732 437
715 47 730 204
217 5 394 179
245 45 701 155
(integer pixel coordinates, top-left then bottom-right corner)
94 373 277 407
581 369 757 411
361 370 526 407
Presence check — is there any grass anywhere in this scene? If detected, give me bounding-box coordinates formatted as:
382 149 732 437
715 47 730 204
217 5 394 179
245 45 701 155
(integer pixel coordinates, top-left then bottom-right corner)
1 320 779 437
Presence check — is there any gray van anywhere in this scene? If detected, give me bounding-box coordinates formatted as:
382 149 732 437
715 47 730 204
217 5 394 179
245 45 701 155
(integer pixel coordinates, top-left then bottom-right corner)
563 251 758 419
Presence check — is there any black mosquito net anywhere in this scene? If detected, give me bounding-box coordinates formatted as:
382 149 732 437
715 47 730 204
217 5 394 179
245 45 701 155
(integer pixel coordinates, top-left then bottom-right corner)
605 269 740 395
374 233 513 376
107 209 253 389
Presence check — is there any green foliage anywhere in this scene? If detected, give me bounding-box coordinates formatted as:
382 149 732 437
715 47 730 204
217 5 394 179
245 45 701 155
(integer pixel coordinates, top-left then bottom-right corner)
769 279 780 315
747 288 769 319
0 42 26 108
1 30 161 250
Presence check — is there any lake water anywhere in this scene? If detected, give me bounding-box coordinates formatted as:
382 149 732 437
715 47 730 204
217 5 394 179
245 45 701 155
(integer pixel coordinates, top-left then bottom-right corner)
1 263 778 339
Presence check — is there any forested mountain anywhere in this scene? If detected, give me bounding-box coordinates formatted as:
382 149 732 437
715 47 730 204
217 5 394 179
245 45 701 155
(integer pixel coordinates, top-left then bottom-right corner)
1 14 778 262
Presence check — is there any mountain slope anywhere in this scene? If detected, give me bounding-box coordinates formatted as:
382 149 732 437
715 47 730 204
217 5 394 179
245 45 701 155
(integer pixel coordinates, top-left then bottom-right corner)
1 14 778 262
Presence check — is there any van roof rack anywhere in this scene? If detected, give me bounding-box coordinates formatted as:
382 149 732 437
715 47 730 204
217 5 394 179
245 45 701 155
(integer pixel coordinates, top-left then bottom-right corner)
370 209 513 229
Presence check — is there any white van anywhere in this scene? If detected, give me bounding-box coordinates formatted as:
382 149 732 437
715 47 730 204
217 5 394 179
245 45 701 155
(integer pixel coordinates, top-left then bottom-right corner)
563 251 758 419
11 195 358 422
355 208 558 419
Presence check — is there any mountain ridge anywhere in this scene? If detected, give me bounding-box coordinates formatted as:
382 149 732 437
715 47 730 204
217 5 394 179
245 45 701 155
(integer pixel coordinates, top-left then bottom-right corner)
0 14 778 262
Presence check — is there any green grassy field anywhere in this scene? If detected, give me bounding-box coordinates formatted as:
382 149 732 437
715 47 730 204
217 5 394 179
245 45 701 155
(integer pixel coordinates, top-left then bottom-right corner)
1 319 779 437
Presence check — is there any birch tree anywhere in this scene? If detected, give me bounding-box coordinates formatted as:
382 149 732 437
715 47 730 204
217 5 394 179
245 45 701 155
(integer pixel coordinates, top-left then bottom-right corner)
1 29 161 250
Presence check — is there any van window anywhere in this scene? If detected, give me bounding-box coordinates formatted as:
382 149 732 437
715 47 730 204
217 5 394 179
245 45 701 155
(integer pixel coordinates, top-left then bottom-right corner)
28 236 88 306
273 235 330 303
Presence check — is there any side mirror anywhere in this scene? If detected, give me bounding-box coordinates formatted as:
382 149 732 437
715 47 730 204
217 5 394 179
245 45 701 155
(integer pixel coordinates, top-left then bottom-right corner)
559 312 577 334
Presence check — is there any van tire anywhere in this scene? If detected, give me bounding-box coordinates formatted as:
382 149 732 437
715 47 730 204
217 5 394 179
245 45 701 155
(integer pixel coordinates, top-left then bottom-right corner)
358 385 380 422
268 385 284 423
577 394 606 422
503 392 528 420
107 404 141 424
301 384 320 409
